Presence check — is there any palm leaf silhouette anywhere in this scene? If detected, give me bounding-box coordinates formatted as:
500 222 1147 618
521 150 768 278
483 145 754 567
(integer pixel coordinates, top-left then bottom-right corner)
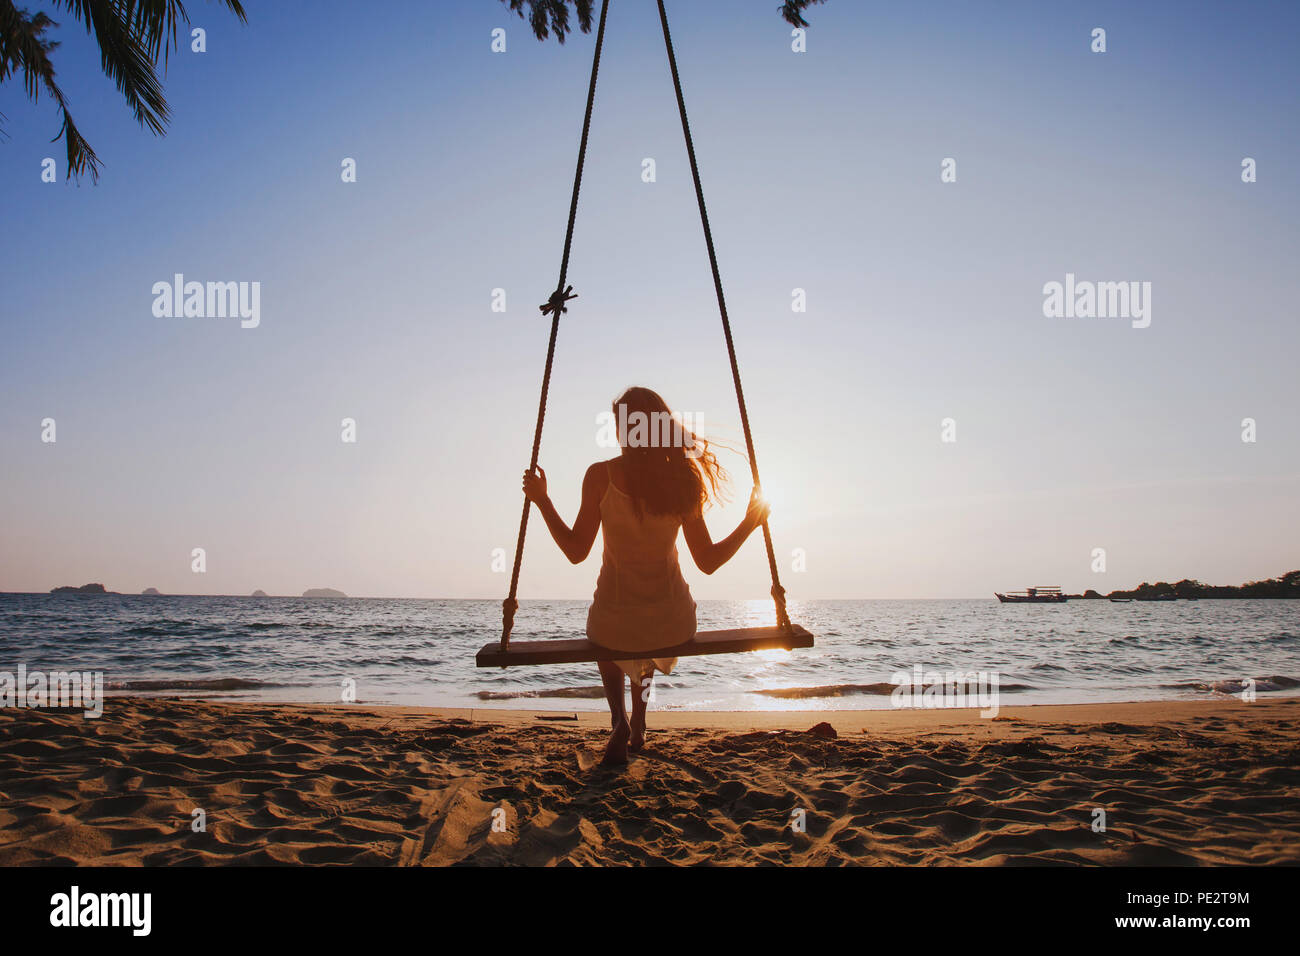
0 0 246 182
499 0 827 42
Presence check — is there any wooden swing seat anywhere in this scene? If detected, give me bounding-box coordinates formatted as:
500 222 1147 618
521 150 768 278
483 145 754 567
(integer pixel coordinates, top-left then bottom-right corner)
476 623 814 668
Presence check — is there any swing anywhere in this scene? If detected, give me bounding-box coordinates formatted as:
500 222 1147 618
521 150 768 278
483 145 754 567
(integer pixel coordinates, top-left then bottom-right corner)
476 0 815 669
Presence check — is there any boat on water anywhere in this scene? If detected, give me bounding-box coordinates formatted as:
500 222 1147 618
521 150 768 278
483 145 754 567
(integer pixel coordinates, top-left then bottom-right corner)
995 586 1067 604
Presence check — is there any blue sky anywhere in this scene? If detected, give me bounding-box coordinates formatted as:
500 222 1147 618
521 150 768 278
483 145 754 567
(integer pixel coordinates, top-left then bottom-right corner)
1 0 1298 599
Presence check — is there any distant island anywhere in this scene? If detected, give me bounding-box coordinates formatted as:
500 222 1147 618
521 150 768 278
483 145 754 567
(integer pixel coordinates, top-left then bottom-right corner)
45 584 351 597
50 583 120 595
1068 570 1299 601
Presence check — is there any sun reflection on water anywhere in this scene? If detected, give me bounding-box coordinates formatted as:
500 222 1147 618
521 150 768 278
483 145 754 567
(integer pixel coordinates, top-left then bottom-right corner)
717 599 805 709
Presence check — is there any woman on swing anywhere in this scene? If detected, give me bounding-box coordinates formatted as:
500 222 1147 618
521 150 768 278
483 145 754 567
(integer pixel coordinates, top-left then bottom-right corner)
521 386 771 764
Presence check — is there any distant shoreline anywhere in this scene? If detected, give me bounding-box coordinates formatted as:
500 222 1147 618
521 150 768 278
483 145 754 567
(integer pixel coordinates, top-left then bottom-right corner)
1066 569 1299 601
26 570 1297 602
6 592 1298 601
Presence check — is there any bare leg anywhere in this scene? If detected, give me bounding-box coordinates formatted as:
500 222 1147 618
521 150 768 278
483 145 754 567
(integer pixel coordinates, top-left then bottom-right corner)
597 661 630 764
629 672 650 752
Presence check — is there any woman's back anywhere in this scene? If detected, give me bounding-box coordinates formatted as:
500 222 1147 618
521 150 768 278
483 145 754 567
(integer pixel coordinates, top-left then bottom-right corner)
596 461 688 604
587 460 696 655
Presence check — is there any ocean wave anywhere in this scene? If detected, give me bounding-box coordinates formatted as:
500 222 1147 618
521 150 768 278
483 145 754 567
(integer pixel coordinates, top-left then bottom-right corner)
106 677 304 691
475 686 607 700
122 621 230 637
751 681 1036 700
1160 675 1300 693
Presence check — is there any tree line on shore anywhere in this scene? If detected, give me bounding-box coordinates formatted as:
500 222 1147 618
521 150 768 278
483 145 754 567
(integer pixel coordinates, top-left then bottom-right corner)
1074 570 1300 600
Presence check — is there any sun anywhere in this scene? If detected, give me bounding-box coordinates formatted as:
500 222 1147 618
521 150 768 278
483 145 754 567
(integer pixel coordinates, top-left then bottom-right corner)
756 484 782 513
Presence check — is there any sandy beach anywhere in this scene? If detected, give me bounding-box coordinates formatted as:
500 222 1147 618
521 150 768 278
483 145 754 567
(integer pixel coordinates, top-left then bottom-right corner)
1 696 1297 865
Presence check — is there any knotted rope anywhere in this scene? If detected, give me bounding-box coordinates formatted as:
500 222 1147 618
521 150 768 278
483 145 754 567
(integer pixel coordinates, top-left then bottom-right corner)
501 0 611 649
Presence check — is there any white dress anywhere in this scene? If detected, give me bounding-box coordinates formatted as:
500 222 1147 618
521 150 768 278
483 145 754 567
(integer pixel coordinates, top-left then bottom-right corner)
585 465 697 682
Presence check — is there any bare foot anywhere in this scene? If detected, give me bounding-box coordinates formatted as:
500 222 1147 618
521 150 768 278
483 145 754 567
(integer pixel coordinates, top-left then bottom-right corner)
601 719 631 765
629 720 646 753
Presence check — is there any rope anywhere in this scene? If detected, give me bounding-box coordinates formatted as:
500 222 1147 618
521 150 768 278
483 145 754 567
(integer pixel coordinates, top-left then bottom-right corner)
503 0 793 646
655 0 791 631
501 0 612 649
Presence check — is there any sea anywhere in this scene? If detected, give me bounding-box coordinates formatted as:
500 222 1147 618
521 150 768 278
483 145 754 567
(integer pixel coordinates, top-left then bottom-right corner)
1 594 1298 712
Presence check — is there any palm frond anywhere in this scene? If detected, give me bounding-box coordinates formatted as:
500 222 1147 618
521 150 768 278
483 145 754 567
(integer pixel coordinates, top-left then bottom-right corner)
780 0 828 29
130 0 249 65
52 1 246 65
0 0 101 180
499 0 826 42
51 0 169 133
498 0 594 43
1 0 245 181
53 103 101 180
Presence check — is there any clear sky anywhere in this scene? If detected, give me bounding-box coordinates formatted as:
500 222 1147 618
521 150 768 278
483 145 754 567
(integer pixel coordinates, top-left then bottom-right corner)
2 0 1297 599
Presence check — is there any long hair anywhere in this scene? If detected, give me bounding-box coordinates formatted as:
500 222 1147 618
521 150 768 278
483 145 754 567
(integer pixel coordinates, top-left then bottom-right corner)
612 386 728 519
